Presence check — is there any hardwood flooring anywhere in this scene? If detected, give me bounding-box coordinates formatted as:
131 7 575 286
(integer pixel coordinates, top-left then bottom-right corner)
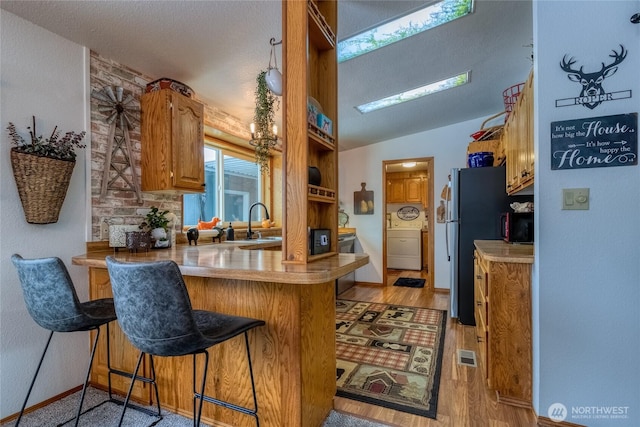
334 269 538 427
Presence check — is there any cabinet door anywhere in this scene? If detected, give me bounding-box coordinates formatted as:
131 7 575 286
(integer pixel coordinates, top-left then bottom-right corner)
387 179 405 203
404 178 423 203
171 94 204 190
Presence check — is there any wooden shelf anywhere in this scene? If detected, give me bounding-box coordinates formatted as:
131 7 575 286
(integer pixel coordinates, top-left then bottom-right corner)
308 185 336 203
308 126 335 151
307 0 336 50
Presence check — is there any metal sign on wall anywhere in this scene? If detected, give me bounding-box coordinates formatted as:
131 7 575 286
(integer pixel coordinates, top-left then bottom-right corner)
551 113 637 170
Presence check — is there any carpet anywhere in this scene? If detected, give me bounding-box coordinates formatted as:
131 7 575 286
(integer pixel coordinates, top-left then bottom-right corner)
392 277 425 288
2 386 391 427
335 299 446 419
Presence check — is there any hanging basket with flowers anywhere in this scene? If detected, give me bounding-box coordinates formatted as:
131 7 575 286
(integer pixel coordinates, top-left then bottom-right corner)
6 116 86 224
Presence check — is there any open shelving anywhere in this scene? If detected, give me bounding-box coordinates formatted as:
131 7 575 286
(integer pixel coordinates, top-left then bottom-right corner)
283 0 338 264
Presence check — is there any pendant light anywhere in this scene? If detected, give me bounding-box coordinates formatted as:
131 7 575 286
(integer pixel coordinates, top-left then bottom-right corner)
265 38 282 96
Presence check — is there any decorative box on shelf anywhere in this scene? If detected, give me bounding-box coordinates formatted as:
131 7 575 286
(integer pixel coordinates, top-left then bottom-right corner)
317 114 333 136
307 103 319 126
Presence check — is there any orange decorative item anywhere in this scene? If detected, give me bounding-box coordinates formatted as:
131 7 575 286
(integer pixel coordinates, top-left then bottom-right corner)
197 217 220 230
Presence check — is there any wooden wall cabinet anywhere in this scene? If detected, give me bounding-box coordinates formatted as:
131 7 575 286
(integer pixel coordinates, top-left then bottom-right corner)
474 249 532 407
141 89 205 193
283 0 338 263
386 172 428 207
504 70 534 194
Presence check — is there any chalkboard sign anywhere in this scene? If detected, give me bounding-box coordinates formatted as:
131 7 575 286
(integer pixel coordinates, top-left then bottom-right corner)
551 113 637 170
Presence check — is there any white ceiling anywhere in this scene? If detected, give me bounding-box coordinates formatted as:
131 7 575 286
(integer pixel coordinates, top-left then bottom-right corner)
1 0 533 152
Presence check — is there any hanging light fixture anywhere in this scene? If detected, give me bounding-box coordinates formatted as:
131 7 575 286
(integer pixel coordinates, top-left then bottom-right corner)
265 38 282 96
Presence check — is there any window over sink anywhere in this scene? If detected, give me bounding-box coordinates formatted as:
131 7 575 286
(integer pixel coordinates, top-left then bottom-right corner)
183 143 264 227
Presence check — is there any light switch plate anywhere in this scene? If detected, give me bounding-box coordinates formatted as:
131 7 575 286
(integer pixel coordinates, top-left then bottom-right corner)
562 188 589 210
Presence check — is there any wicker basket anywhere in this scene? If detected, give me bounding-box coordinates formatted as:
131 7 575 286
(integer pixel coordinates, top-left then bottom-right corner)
10 149 75 224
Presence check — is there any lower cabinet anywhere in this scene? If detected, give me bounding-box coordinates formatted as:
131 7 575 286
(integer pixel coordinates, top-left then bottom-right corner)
473 249 532 407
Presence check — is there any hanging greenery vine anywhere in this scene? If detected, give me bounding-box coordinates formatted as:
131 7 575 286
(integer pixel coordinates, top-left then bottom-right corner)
253 70 279 174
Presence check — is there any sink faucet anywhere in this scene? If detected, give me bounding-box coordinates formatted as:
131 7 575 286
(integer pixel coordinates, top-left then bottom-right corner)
247 202 270 240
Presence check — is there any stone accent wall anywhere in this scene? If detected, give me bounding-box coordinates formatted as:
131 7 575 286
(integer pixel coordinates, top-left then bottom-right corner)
89 51 248 241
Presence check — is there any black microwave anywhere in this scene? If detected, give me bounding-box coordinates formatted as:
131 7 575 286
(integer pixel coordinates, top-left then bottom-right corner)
500 212 534 243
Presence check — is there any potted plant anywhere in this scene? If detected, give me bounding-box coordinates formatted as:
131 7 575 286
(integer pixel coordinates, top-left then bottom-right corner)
6 116 86 224
141 206 171 248
252 70 279 174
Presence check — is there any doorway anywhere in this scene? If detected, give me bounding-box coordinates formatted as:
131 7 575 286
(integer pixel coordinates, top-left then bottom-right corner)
382 158 434 289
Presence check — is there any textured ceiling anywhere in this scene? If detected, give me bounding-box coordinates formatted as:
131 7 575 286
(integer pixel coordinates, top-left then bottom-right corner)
1 0 533 152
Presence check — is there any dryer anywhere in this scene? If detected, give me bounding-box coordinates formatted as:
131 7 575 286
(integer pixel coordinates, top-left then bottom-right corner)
387 228 421 270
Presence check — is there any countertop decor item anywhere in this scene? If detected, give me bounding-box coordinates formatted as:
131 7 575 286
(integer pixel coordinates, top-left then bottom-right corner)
141 206 171 248
249 68 280 174
7 116 86 224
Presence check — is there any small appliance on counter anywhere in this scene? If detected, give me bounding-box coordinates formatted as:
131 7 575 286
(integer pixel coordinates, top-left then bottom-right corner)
310 229 331 255
501 212 534 243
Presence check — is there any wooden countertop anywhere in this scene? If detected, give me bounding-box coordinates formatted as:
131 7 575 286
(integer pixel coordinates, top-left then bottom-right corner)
72 243 369 284
474 240 534 264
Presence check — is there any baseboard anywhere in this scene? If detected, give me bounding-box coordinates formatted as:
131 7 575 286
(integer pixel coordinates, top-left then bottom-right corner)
434 287 450 294
538 415 587 427
353 281 383 287
0 385 82 424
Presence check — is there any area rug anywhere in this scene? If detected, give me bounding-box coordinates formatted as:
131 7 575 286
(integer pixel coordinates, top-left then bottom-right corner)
335 300 446 419
392 277 425 288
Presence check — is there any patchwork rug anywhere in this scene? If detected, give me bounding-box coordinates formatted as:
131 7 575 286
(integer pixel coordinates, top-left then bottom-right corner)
335 300 446 419
393 277 425 288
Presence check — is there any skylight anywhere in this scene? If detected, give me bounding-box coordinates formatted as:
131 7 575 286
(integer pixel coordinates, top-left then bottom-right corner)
355 72 470 114
338 0 474 63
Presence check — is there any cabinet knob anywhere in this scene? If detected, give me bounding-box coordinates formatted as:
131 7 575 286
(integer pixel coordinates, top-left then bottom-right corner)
521 170 529 177
476 301 482 306
201 183 206 187
477 336 484 343
476 275 482 280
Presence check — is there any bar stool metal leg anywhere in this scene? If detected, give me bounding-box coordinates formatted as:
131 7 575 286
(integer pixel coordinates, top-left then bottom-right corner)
15 331 54 427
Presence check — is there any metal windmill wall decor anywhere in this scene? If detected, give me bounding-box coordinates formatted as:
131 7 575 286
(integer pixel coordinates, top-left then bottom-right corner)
91 86 142 203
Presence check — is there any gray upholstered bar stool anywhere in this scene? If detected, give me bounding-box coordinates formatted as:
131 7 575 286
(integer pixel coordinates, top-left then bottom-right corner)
105 256 265 427
11 254 120 427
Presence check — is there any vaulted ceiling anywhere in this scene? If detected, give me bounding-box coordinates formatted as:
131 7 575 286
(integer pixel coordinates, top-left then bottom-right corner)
1 0 533 151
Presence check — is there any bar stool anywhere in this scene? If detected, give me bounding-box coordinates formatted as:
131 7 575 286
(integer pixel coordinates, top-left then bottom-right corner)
11 254 121 427
105 256 265 427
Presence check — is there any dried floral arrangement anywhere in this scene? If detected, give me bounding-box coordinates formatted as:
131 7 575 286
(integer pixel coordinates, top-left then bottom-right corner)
6 116 86 161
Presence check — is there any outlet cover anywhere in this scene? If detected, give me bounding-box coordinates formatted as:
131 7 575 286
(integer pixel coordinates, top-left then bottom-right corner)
562 188 589 210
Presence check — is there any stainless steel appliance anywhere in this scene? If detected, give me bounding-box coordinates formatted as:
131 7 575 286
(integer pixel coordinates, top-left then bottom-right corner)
336 233 356 295
446 165 531 325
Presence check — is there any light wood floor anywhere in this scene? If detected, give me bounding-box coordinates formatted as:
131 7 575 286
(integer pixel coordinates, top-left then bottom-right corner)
334 269 538 427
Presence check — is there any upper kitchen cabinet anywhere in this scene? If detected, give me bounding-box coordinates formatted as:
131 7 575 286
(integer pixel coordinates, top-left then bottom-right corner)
504 70 534 195
386 172 428 208
141 89 204 193
283 0 338 263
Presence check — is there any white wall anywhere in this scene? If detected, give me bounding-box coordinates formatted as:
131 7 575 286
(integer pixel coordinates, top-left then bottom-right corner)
533 1 640 425
339 116 482 288
0 11 90 418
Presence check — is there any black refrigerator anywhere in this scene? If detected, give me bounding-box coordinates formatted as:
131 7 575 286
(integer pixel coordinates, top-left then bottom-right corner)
446 165 530 325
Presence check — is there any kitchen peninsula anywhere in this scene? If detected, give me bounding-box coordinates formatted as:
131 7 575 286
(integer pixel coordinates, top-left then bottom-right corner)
72 244 369 427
